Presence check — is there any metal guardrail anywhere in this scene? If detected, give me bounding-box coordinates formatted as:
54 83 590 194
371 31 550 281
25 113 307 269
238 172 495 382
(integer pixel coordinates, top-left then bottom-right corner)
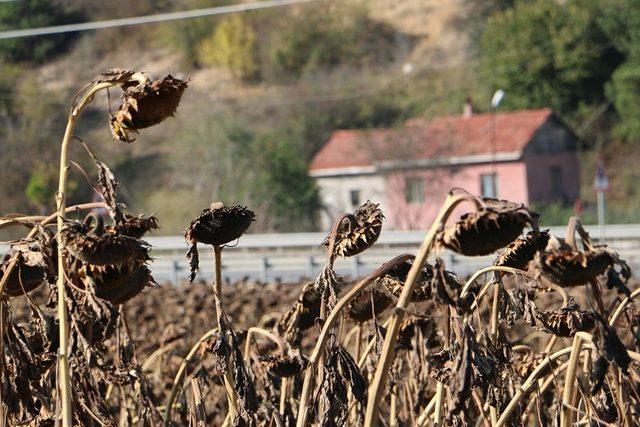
3 224 640 284
146 224 640 252
145 224 640 284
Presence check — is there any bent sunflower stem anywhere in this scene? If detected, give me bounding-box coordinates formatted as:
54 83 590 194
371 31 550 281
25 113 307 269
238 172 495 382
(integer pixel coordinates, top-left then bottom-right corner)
364 192 482 426
461 265 569 307
243 327 286 366
55 80 125 427
495 346 575 427
609 287 640 326
295 254 413 427
163 327 219 425
560 332 589 427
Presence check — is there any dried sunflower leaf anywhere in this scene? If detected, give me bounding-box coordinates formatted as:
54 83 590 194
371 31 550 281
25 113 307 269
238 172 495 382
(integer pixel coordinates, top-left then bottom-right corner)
82 143 126 225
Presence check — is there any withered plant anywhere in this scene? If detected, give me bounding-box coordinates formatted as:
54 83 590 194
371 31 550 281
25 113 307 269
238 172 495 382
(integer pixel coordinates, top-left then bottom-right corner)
3 67 640 427
0 68 187 427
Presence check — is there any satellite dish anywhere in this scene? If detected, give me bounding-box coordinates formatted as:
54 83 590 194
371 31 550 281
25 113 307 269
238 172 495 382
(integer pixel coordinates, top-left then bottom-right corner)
491 89 505 108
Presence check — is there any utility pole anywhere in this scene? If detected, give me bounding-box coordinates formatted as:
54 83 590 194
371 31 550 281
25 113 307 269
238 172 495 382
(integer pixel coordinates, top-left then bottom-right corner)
490 89 505 197
593 156 610 243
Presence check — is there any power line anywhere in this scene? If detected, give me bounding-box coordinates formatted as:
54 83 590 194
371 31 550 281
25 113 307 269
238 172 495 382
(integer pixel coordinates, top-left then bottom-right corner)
0 0 319 40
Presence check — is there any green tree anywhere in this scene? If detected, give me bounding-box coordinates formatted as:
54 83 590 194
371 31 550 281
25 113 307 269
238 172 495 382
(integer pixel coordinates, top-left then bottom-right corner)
479 0 622 115
607 58 640 140
255 131 320 231
197 14 258 80
600 0 640 140
0 0 82 63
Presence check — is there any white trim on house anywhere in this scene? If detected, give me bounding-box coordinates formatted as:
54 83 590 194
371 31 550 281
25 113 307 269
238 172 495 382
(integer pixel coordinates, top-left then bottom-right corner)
310 151 522 178
309 165 377 178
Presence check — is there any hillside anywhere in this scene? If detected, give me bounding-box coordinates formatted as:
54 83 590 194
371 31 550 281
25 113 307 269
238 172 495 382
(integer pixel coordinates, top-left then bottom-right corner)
0 0 638 236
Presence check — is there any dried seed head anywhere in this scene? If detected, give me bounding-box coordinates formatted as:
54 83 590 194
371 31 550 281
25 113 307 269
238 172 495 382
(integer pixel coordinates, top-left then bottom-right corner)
86 263 156 305
534 301 596 337
259 350 308 377
1 231 56 298
275 282 320 345
493 230 550 270
61 215 150 266
1 248 50 298
346 286 394 323
441 198 537 256
185 203 255 281
530 248 614 287
106 214 159 239
397 315 438 350
185 203 255 247
110 75 188 142
377 255 434 302
323 201 384 258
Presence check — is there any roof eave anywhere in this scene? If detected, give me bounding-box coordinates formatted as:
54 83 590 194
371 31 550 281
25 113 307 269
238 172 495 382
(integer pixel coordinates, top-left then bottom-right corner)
309 151 523 177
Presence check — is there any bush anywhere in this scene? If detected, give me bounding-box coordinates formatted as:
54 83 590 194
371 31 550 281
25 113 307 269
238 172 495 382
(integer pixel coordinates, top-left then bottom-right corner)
162 0 230 67
25 163 57 213
267 4 397 79
197 14 258 80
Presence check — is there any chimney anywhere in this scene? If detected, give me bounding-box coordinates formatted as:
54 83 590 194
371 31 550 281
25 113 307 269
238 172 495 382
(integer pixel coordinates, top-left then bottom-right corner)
463 97 473 118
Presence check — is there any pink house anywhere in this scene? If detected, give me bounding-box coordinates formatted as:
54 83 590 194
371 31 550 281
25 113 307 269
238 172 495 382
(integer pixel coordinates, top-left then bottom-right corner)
309 108 580 230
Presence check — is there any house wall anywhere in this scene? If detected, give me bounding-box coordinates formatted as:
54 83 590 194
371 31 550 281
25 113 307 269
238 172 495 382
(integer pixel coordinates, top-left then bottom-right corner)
524 152 580 204
315 174 387 230
523 117 581 204
384 161 529 230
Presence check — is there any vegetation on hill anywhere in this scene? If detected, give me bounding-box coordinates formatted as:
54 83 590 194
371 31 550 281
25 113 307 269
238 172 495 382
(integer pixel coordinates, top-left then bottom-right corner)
0 0 639 233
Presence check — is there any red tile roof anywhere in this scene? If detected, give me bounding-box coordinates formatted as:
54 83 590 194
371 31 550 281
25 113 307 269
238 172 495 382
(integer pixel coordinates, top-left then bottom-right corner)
309 108 554 171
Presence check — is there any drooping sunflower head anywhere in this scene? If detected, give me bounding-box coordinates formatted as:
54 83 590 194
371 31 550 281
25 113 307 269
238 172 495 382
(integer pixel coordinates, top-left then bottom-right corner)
323 200 384 258
110 74 188 142
440 198 537 256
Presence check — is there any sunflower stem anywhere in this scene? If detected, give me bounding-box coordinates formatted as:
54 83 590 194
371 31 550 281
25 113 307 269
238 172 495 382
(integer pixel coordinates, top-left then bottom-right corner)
364 192 481 426
212 246 239 421
489 283 500 425
295 254 412 427
560 333 587 427
54 80 118 427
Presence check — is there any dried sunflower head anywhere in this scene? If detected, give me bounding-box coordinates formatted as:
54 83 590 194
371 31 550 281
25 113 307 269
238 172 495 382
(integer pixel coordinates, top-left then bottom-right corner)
1 245 54 299
185 203 254 247
110 74 188 142
534 300 596 337
61 214 150 266
346 286 394 323
530 248 614 287
259 349 308 378
493 230 550 270
185 203 255 282
84 263 156 305
323 201 384 258
105 214 159 239
377 254 434 302
397 315 438 350
1 229 56 298
275 282 321 345
440 198 537 256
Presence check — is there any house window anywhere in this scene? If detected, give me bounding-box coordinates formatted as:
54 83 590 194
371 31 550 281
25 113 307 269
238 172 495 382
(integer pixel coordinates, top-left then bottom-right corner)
349 189 361 208
550 166 563 199
405 177 425 203
480 173 498 199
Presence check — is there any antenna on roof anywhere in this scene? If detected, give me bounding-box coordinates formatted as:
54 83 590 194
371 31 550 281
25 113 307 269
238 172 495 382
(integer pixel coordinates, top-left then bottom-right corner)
491 89 505 109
